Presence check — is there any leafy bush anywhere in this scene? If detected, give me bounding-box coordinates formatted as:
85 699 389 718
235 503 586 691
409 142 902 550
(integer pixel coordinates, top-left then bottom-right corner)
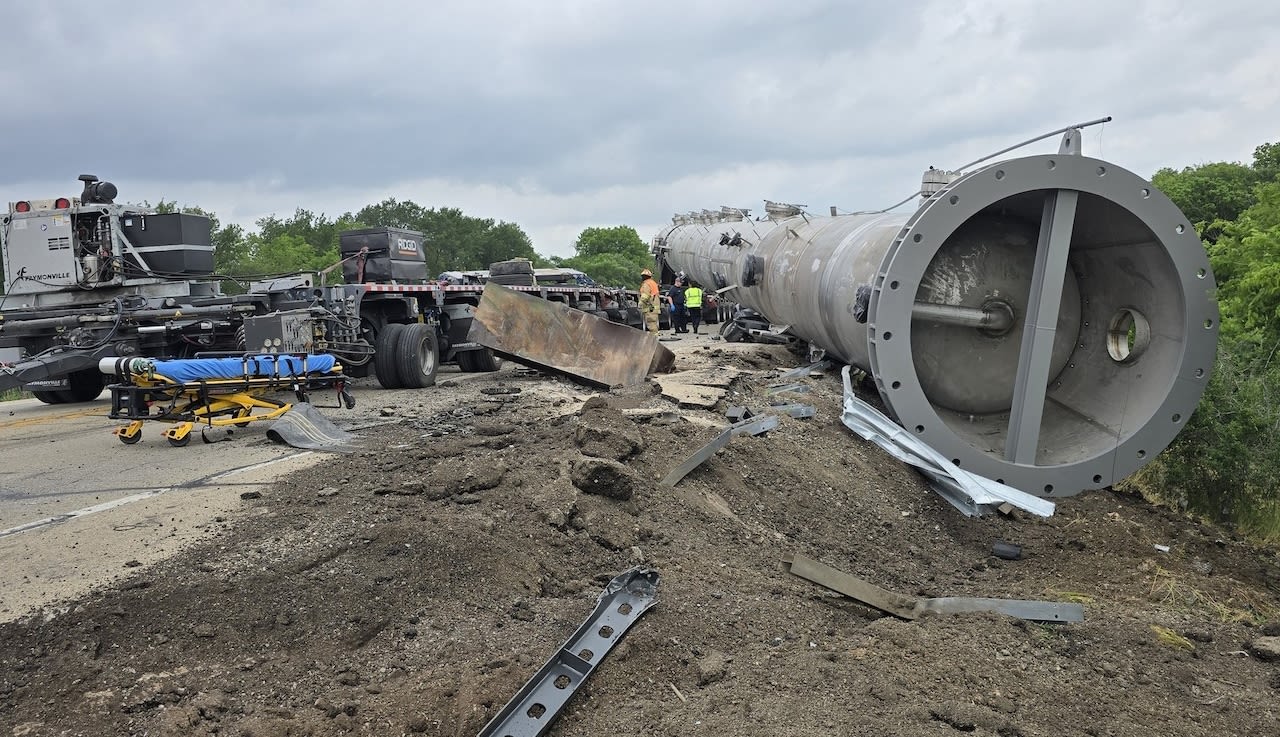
1124 144 1280 542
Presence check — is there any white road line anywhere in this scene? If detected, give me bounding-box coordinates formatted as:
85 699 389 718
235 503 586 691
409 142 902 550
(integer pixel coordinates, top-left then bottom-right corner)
0 452 313 539
0 489 167 538
202 451 313 483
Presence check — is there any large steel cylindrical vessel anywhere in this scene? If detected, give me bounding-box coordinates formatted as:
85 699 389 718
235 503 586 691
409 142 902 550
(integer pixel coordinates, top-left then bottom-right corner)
654 152 1218 498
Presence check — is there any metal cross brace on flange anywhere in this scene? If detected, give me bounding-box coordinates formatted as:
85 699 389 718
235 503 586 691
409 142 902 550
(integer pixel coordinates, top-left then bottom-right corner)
476 567 661 737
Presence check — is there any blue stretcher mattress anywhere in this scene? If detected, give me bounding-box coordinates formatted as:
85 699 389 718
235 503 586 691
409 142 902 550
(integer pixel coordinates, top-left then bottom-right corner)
151 355 338 384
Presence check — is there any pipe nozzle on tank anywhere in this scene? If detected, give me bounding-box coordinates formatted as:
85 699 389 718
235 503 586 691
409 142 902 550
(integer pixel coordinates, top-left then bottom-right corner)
911 300 1015 334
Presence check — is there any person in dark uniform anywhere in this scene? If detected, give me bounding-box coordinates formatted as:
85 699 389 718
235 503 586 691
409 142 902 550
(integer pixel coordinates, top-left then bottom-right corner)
669 279 688 333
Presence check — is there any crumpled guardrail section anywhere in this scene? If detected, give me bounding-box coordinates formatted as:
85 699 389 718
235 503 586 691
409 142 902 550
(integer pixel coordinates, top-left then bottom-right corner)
839 366 1054 518
477 567 660 737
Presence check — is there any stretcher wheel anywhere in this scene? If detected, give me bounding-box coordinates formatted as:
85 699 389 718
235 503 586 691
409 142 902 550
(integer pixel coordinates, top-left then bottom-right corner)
118 430 142 445
235 409 252 428
167 434 191 447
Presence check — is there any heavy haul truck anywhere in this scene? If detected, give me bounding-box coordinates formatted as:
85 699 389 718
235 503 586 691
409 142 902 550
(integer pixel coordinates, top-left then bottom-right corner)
0 175 643 402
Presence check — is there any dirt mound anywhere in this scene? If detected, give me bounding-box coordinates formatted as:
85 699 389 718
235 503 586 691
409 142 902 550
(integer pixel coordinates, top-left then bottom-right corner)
2 341 1279 736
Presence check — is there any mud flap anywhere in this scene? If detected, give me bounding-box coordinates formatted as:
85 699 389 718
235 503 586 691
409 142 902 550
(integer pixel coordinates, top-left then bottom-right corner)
265 403 356 451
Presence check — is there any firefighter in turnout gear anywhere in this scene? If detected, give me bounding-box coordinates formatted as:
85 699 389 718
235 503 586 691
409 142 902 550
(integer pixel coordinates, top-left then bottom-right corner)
638 268 661 333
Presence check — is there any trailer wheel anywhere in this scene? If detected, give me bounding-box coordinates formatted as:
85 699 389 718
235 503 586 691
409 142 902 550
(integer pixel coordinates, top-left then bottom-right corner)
623 306 644 329
62 369 104 403
396 323 439 388
374 323 405 389
469 348 502 373
32 391 65 405
456 349 476 372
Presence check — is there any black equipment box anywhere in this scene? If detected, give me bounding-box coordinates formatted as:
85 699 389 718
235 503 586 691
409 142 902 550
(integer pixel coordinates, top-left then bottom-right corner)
340 227 427 283
119 212 215 277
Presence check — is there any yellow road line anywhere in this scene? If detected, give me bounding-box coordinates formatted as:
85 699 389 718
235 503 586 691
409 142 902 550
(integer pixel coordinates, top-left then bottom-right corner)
0 407 106 430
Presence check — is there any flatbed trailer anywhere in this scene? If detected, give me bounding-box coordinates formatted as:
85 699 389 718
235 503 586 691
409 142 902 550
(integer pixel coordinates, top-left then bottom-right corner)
1 177 644 400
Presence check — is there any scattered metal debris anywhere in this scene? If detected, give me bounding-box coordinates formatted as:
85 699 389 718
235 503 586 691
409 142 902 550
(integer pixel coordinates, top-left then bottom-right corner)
768 403 816 419
992 541 1023 560
766 383 812 396
668 682 688 703
481 386 522 395
264 403 356 451
839 367 1055 518
783 553 1083 623
725 406 755 422
660 427 733 487
661 414 782 487
730 415 779 437
477 567 661 737
408 407 477 437
778 360 833 381
468 282 675 388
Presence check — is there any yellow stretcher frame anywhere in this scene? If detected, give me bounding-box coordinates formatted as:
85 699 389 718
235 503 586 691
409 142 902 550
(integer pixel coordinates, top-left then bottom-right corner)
107 355 349 447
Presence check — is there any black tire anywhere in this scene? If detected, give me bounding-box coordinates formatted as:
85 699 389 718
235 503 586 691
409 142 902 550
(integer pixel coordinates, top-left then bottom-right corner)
470 348 502 373
63 369 104 403
488 259 535 277
167 434 191 447
396 323 439 388
487 273 536 286
374 323 405 389
118 430 142 445
456 349 477 372
32 390 65 405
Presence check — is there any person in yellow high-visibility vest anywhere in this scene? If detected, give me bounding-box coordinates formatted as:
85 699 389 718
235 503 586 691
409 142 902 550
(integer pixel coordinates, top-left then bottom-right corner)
684 280 704 334
638 268 661 333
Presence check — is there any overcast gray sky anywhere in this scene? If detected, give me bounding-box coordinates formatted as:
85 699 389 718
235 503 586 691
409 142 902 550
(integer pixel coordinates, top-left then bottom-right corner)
2 0 1277 258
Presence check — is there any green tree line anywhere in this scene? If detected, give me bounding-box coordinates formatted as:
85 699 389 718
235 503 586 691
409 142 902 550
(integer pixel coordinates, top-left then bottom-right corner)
193 200 547 289
145 201 651 291
1 193 653 293
1129 141 1280 541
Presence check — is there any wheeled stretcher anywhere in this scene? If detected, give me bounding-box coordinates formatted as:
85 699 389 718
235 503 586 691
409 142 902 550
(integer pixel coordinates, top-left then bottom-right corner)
101 354 354 446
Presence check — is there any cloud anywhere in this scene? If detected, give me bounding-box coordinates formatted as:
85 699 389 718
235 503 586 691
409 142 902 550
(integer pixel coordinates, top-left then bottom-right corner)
2 0 1277 257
